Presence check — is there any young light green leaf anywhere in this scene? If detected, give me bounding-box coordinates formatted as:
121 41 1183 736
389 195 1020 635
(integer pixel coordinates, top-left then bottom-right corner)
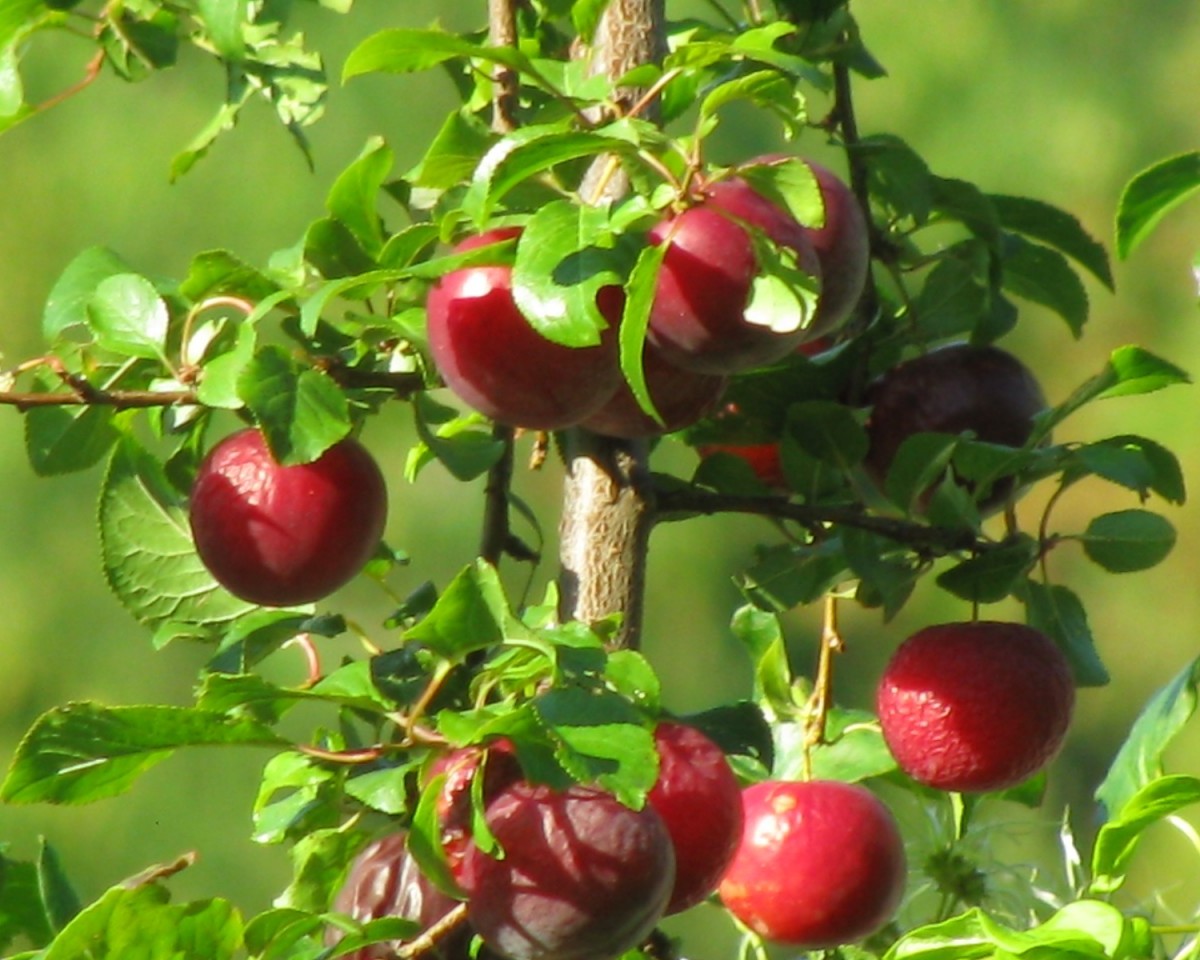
99 438 256 630
43 246 133 342
1080 509 1175 573
411 393 506 482
42 884 243 960
237 344 351 464
990 193 1113 288
1096 655 1200 819
87 274 171 361
276 828 369 914
407 108 495 190
1115 151 1200 259
343 27 531 80
194 0 247 61
1091 774 1200 894
731 605 794 717
1 702 286 805
511 200 624 347
616 240 669 422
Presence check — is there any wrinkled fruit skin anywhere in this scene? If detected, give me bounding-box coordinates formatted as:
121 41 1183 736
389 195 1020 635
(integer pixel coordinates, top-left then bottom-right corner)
648 179 822 375
461 781 675 960
579 342 728 439
864 342 1046 511
803 161 871 335
647 722 744 914
876 621 1075 792
327 832 489 960
426 228 621 430
189 428 387 607
719 780 906 949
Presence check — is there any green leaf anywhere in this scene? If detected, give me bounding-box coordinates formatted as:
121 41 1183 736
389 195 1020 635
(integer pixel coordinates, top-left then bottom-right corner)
403 560 520 661
178 249 280 304
36 840 82 935
343 27 531 80
1096 656 1200 818
24 404 120 476
881 432 958 509
783 400 868 467
195 0 247 61
1091 774 1200 894
277 829 367 914
1079 509 1175 573
44 885 243 960
738 541 849 612
326 137 393 259
730 605 794 717
534 688 657 806
87 273 171 361
407 108 495 189
936 536 1038 604
1001 236 1089 337
1 702 286 805
411 393 506 482
617 240 669 422
990 193 1113 288
511 200 623 347
1115 151 1200 259
99 438 256 630
1018 580 1108 687
43 246 133 343
237 344 351 464
774 711 896 783
0 854 53 949
912 255 989 340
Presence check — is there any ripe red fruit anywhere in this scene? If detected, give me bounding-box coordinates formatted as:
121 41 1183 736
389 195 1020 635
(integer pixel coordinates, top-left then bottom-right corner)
425 228 621 430
646 722 743 914
460 781 675 960
429 742 523 883
579 342 728 439
719 780 906 948
189 428 387 607
648 179 822 375
803 161 871 335
876 621 1075 793
864 342 1046 510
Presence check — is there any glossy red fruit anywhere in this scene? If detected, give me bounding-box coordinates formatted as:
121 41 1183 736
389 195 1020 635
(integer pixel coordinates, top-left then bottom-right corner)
579 342 728 439
720 780 905 948
876 621 1075 793
803 161 871 335
461 782 675 960
864 343 1046 511
648 179 822 375
189 428 387 607
647 722 743 914
327 832 483 960
426 229 621 430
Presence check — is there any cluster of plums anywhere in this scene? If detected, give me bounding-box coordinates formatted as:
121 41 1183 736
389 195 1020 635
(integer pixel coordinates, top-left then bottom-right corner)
322 619 1073 958
425 158 870 437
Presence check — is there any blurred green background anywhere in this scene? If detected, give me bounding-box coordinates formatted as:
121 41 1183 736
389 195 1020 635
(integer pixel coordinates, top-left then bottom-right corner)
1 1 1199 954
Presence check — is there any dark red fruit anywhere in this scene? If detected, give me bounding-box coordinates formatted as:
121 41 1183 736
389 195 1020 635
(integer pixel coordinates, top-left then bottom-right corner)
579 343 728 439
719 780 906 949
646 722 743 914
876 621 1075 793
327 832 480 960
864 342 1046 510
803 161 871 335
425 229 621 430
189 428 387 607
648 179 822 375
460 782 675 960
429 742 523 883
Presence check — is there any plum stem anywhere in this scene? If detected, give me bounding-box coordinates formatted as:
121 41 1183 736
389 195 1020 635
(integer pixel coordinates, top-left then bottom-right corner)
801 595 844 778
390 902 469 960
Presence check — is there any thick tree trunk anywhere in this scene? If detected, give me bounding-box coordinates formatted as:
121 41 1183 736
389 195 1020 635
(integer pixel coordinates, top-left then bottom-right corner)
557 0 666 649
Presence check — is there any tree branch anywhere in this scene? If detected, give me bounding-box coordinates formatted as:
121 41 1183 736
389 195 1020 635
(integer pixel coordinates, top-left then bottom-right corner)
653 484 996 557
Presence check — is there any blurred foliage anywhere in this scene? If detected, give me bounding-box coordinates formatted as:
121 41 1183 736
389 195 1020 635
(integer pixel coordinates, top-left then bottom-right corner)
0 0 1197 950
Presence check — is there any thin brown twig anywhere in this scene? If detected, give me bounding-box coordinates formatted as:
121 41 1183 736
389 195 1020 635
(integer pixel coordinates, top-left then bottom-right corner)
33 50 104 116
801 595 844 779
